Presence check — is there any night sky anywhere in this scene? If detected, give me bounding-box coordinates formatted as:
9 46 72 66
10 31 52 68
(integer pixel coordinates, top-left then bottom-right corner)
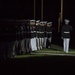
0 0 60 20
0 0 74 21
0 0 75 48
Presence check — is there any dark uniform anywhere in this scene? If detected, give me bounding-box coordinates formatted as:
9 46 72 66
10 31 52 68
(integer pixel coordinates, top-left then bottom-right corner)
0 19 17 60
36 20 40 50
43 21 47 48
39 21 46 49
46 22 52 48
30 20 37 51
61 25 72 38
61 19 73 53
22 20 27 54
7 20 17 58
25 20 31 53
14 20 21 55
15 20 23 54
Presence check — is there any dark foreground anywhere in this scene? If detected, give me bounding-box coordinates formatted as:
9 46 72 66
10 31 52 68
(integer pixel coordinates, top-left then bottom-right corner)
0 55 75 74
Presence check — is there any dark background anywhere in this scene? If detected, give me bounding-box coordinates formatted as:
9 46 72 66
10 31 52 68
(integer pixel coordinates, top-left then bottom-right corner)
0 0 75 49
0 0 75 73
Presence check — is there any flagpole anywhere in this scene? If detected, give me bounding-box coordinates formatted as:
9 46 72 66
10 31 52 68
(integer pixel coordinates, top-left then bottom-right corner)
61 0 63 23
34 0 36 19
41 0 43 21
58 13 61 32
58 0 63 32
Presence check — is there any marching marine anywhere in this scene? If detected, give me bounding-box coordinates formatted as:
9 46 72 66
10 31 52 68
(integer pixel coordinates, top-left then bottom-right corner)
61 19 73 53
46 22 52 49
36 20 40 50
39 21 46 49
30 20 37 51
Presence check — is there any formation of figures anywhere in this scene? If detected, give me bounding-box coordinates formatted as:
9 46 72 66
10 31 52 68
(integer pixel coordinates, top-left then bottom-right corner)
0 19 73 60
0 19 53 60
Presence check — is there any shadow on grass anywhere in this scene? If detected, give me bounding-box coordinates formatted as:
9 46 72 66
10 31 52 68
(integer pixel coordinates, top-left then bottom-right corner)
46 48 62 51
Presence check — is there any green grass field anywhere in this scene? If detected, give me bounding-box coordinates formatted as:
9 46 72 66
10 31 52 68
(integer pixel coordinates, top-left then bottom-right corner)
14 44 75 58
